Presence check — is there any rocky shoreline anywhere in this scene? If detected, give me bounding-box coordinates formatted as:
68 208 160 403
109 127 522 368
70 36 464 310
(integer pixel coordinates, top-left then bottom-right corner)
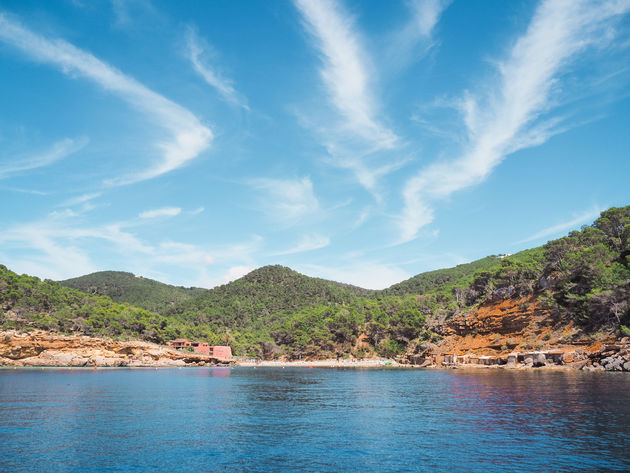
402 339 630 372
0 330 233 367
1 330 628 371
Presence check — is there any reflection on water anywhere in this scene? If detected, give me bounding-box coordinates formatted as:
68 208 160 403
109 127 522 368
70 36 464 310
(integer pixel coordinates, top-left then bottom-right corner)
1 368 629 472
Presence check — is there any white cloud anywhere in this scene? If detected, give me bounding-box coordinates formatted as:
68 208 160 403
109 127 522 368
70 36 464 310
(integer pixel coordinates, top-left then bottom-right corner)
407 0 449 37
210 236 263 264
199 265 254 289
155 241 214 266
388 0 450 70
352 206 372 229
0 214 97 279
271 234 330 256
139 207 182 219
59 192 102 207
110 0 130 26
0 137 88 179
399 0 630 243
109 0 156 28
298 262 410 290
0 13 213 186
0 186 48 195
516 207 602 244
251 177 319 223
333 154 409 195
294 0 397 150
0 211 219 281
186 27 248 110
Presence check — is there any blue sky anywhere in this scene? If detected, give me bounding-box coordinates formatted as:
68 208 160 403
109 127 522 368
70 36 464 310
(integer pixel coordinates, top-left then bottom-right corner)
1 0 629 289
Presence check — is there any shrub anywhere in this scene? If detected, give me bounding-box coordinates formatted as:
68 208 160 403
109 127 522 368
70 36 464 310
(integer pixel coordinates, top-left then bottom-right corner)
376 339 405 358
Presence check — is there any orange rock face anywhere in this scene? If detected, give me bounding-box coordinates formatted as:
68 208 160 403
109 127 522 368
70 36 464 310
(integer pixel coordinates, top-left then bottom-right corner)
432 295 615 357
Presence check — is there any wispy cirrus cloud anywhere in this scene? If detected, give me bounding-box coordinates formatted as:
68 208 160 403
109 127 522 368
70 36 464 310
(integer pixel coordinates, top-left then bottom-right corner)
294 0 396 149
58 192 102 208
294 0 402 197
0 186 48 195
186 27 248 110
387 0 450 71
516 207 602 244
138 207 182 219
0 137 88 179
399 0 630 243
109 0 157 28
0 210 225 281
0 13 212 186
250 177 320 224
271 233 330 256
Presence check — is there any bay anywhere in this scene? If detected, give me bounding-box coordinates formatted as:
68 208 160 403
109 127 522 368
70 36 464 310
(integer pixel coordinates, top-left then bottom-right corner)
1 367 629 472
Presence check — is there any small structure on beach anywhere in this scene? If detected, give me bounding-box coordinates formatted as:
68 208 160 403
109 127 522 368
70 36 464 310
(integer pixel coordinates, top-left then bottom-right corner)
211 346 232 358
166 339 232 359
167 338 192 349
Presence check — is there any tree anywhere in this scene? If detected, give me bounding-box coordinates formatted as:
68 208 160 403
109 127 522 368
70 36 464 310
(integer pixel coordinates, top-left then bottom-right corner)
594 206 630 265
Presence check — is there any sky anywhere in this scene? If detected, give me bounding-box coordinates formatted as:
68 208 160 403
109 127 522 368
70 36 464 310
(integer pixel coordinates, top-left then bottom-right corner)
1 0 629 289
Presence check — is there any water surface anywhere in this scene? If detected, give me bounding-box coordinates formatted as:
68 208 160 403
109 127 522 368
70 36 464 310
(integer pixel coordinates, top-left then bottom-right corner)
1 367 629 472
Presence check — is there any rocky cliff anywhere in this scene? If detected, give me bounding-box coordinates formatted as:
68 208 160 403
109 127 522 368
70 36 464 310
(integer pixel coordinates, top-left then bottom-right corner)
0 330 232 367
404 296 630 371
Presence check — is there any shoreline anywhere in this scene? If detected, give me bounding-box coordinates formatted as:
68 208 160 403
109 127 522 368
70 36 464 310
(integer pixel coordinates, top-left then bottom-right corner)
236 359 400 368
0 361 618 372
1 329 628 371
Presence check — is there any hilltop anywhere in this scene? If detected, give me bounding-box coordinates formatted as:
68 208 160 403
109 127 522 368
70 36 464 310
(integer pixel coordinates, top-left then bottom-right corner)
0 265 172 343
380 255 504 296
60 271 205 314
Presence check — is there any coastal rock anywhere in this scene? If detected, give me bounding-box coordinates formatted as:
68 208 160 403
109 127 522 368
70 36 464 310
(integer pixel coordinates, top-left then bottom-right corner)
604 357 624 371
533 353 546 367
0 330 234 367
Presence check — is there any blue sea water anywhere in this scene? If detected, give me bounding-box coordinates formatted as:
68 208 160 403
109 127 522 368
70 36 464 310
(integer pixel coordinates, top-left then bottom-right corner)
1 367 629 472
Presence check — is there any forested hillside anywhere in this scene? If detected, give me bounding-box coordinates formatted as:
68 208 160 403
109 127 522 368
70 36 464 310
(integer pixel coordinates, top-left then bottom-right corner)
0 265 172 342
60 271 205 314
2 264 435 358
2 205 629 359
159 265 431 358
447 206 630 330
380 255 504 297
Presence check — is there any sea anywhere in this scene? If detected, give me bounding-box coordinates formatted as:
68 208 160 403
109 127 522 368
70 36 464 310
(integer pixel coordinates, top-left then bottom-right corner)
1 367 629 472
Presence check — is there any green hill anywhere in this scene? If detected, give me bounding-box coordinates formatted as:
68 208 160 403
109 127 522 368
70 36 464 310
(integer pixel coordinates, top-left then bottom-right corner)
60 271 205 314
381 255 504 296
0 265 172 343
3 205 629 359
168 265 361 321
61 265 431 358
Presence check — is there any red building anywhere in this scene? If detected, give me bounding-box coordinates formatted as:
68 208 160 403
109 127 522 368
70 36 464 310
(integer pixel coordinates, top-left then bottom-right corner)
192 342 210 356
166 339 232 359
167 338 192 349
210 346 232 359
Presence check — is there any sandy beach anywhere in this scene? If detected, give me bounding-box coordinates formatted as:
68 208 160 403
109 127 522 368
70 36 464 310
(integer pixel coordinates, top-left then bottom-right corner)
236 359 402 368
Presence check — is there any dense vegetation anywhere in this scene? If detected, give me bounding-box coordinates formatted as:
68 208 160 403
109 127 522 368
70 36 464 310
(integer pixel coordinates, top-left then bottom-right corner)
381 255 503 296
2 205 629 359
443 207 630 331
0 265 172 342
153 266 434 358
60 271 205 314
2 264 434 358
